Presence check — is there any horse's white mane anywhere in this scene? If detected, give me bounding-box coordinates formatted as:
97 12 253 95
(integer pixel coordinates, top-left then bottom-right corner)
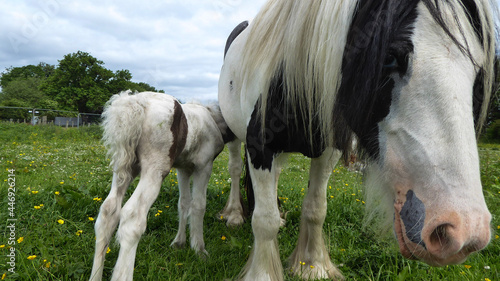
240 0 357 144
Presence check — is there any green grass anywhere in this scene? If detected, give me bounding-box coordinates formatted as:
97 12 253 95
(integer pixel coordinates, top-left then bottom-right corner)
0 122 499 280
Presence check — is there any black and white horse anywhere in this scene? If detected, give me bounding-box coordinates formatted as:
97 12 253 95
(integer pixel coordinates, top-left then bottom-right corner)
90 91 235 281
219 0 497 280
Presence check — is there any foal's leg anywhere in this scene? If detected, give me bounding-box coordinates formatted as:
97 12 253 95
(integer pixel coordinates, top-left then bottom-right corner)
288 148 343 280
189 163 213 256
90 166 138 281
171 168 192 249
111 166 168 281
220 140 245 226
239 154 283 281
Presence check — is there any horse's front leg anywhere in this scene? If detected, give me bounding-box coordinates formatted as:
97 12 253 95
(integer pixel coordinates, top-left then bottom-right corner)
238 152 283 281
288 148 344 280
220 139 245 226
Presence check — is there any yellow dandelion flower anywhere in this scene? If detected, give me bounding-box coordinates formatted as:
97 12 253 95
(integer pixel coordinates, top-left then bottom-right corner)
31 190 39 194
220 215 224 220
356 199 360 202
93 197 102 202
340 249 345 252
485 279 491 281
310 265 315 269
165 205 170 208
2 273 5 280
88 217 95 221
55 191 60 195
0 245 5 249
76 230 83 236
17 237 24 243
34 206 41 210
299 261 306 266
106 247 111 254
39 204 43 207
495 235 499 239
158 210 162 213
45 261 51 268
464 265 471 269
221 236 226 241
60 181 64 184
57 219 64 225
27 255 37 260
497 225 500 229
155 213 160 217
330 195 334 199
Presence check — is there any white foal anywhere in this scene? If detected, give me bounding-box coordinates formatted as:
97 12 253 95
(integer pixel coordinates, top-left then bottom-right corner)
89 91 235 281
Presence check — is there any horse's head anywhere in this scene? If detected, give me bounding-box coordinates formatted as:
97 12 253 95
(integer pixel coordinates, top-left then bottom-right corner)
338 0 495 265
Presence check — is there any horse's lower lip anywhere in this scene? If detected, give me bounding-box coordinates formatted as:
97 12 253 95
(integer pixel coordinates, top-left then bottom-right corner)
394 205 415 259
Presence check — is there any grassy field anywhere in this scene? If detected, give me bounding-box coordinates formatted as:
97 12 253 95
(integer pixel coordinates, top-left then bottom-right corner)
0 122 499 280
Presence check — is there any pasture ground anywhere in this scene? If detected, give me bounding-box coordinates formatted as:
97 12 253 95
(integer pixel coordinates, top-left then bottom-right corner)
0 122 499 280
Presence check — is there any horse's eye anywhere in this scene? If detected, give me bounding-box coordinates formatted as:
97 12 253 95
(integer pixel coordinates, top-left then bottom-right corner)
383 54 399 70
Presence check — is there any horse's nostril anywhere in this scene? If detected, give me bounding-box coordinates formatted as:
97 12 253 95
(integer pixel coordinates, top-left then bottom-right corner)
428 223 453 250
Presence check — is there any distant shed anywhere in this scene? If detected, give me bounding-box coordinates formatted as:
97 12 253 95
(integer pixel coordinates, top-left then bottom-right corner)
55 117 81 127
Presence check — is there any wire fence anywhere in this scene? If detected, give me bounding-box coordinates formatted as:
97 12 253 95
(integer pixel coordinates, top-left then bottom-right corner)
0 106 101 127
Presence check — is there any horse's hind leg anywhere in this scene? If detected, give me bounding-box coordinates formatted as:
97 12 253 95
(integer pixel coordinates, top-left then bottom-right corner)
220 140 244 226
288 148 344 280
171 168 192 249
110 166 168 281
90 166 138 281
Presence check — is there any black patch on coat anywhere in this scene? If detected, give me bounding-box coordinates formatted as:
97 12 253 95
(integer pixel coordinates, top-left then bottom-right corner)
246 68 325 171
400 190 426 247
224 21 249 58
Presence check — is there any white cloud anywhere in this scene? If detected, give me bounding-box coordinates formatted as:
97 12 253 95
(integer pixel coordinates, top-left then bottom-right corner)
0 0 267 103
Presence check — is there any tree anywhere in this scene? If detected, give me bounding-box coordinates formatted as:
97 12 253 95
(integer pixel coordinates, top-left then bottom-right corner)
107 69 133 95
0 63 58 111
0 77 45 106
0 63 55 88
41 51 114 113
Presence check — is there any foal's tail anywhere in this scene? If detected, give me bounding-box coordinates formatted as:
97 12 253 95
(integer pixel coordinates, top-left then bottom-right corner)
101 91 147 186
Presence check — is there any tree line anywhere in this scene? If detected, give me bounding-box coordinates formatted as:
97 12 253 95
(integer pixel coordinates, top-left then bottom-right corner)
0 51 163 116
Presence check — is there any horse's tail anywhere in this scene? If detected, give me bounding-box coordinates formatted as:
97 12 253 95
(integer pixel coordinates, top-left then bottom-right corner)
101 91 147 186
242 145 255 216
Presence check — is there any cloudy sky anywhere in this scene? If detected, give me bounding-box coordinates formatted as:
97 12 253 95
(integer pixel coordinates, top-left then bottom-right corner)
0 0 267 102
1 0 500 103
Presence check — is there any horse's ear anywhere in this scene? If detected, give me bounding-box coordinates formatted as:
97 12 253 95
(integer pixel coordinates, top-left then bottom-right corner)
224 21 249 58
